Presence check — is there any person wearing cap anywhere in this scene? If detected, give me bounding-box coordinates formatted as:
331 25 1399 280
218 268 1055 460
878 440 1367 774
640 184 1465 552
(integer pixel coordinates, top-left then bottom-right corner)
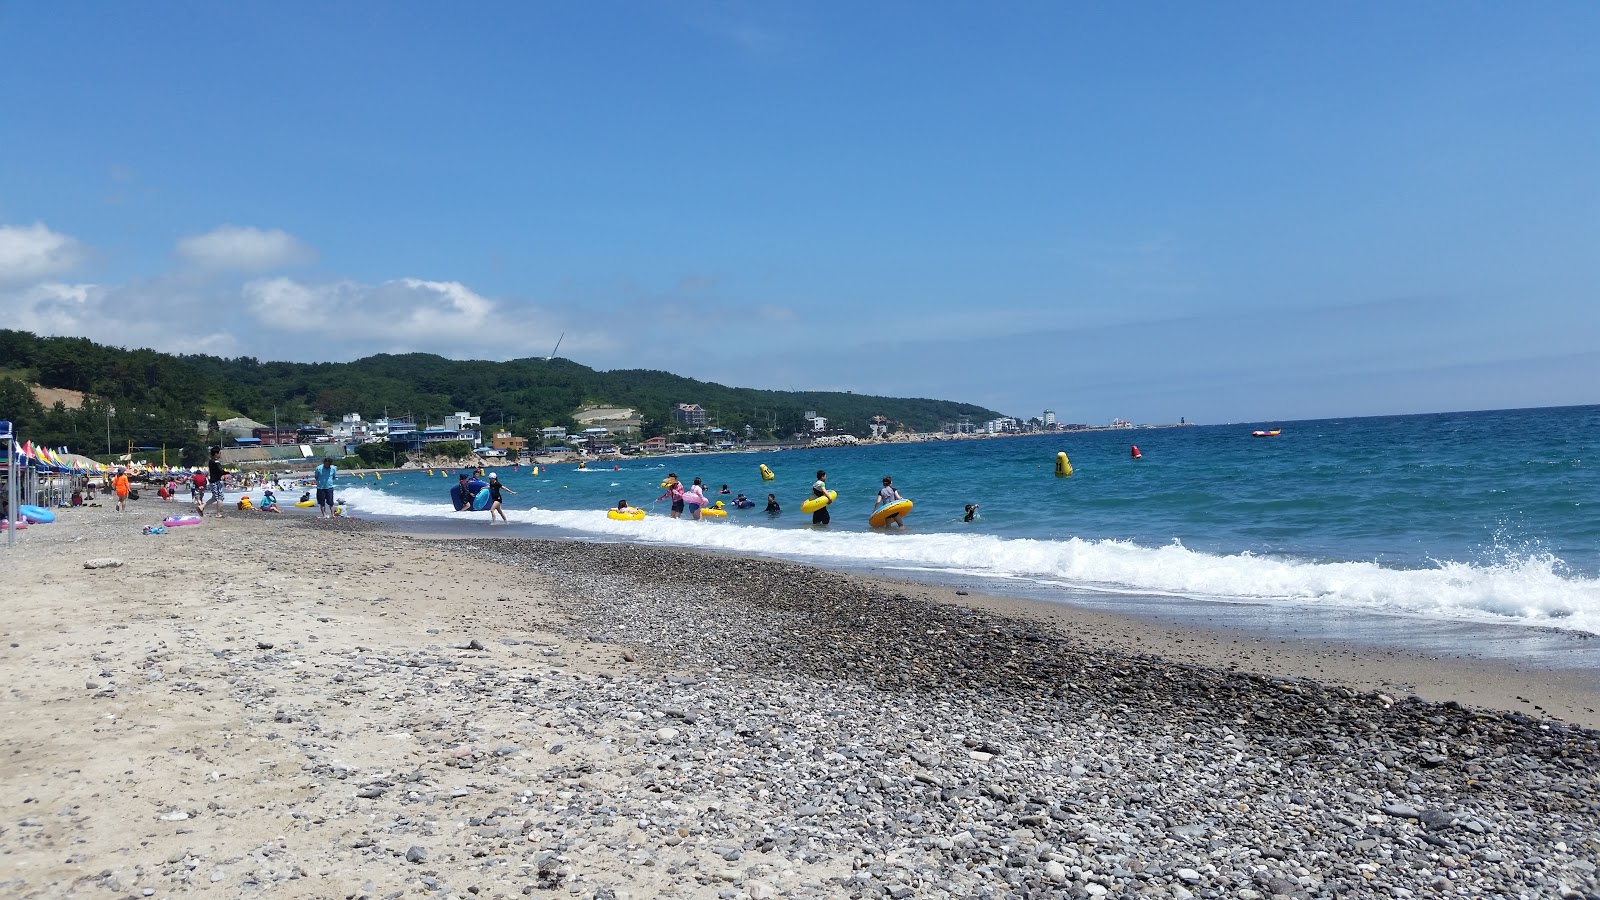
260 489 281 513
486 472 515 523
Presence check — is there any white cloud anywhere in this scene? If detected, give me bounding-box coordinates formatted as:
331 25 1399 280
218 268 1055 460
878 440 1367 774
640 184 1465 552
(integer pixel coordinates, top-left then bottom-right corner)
176 225 315 272
241 276 575 358
0 280 238 356
0 222 87 284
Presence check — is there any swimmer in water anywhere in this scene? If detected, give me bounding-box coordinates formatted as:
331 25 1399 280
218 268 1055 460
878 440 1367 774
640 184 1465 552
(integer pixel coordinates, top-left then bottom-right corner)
964 504 979 522
873 476 906 527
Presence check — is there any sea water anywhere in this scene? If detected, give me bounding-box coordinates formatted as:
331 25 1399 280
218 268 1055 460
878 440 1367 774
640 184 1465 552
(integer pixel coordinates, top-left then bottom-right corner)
339 405 1600 656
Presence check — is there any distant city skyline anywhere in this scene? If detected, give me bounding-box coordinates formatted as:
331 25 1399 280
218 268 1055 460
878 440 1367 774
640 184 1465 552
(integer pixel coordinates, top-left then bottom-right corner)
1 3 1595 424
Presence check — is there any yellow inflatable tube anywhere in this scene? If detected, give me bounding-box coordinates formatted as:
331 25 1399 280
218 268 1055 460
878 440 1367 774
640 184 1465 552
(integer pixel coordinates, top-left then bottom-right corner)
759 463 775 481
295 500 316 508
800 490 837 514
700 507 727 518
1054 452 1073 477
607 508 646 521
868 498 913 527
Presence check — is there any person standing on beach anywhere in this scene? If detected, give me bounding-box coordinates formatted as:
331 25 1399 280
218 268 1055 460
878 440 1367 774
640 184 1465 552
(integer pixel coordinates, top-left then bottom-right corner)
200 448 227 518
486 472 515 523
873 476 905 527
811 470 830 526
112 469 130 513
314 456 338 519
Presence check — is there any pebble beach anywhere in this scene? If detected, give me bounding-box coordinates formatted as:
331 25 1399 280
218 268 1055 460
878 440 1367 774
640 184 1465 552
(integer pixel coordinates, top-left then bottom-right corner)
1 508 1597 899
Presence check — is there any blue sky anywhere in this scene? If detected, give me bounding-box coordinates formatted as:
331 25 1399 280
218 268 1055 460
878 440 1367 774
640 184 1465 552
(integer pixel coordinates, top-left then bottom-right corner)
1 2 1595 423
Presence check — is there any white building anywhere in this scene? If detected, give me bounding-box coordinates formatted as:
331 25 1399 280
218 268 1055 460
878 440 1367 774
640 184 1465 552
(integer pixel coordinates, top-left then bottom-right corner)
1042 410 1056 426
371 416 416 442
331 412 374 444
809 416 828 433
443 411 480 432
441 412 481 444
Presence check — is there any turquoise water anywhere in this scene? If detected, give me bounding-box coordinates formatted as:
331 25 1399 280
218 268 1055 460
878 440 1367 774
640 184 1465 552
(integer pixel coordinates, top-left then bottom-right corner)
343 405 1600 637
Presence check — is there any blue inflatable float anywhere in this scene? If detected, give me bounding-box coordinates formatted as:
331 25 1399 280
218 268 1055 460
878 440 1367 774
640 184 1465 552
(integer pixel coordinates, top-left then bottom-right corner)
19 505 54 524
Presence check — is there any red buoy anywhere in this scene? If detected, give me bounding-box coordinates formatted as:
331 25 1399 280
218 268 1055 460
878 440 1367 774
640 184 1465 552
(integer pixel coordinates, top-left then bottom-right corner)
1131 445 1142 459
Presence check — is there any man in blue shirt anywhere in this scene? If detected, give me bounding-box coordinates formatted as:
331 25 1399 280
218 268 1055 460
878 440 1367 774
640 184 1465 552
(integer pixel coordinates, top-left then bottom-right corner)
314 457 338 519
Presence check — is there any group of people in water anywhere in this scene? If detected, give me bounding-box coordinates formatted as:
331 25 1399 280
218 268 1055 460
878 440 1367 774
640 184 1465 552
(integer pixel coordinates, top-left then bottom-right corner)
453 459 990 528
622 468 943 527
454 471 516 522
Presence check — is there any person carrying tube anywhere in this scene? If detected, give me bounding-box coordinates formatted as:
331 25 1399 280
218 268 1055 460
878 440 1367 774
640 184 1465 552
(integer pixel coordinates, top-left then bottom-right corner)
873 475 905 527
811 470 830 526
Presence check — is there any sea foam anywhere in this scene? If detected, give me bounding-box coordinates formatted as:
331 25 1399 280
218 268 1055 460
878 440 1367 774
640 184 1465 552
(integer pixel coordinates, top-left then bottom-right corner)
340 487 1600 633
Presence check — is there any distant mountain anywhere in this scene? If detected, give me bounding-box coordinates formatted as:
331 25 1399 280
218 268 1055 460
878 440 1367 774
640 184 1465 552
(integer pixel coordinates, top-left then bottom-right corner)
0 329 1002 461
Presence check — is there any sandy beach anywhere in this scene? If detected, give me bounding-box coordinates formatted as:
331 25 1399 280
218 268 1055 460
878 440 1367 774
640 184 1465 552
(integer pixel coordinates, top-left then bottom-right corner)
1 505 1596 899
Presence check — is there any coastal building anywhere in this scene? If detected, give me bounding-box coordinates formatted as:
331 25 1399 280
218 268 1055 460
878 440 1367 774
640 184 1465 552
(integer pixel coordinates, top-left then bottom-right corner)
539 426 567 444
809 415 828 433
640 436 668 453
443 412 479 432
330 413 374 444
674 403 707 428
869 415 890 438
390 427 462 451
1043 410 1056 427
296 424 333 444
490 429 527 454
984 417 1018 434
250 426 300 447
579 427 615 453
371 417 416 442
442 412 481 445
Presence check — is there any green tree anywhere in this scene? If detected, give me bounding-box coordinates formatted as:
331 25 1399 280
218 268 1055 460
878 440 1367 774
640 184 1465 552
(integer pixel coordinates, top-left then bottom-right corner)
0 377 43 433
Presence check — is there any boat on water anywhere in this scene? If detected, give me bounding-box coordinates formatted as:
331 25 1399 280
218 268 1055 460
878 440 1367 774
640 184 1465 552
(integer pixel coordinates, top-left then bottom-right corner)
1251 429 1281 437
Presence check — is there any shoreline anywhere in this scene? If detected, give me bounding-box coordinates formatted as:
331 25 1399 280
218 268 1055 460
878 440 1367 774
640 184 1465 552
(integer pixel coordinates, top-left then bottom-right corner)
390 515 1600 718
437 532 1600 731
2 508 1596 899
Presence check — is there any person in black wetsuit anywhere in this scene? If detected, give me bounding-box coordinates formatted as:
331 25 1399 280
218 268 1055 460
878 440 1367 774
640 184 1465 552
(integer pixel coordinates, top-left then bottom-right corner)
810 470 830 526
765 493 780 514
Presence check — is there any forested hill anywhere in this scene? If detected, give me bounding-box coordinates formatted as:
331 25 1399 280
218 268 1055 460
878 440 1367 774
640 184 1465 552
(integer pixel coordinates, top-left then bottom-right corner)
0 329 1001 459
